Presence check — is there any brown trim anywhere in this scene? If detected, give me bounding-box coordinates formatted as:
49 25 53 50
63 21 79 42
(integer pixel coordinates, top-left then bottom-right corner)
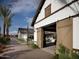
35 0 78 24
45 4 51 17
58 24 72 29
73 48 79 51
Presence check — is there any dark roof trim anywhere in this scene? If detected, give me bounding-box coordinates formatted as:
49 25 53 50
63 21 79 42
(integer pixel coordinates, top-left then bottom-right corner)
31 0 46 26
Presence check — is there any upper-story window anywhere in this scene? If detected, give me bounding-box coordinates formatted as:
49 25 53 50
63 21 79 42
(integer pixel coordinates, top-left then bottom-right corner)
45 4 51 17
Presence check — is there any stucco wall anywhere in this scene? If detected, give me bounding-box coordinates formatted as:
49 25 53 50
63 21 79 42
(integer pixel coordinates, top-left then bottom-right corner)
34 28 38 44
73 17 79 49
18 32 27 41
56 18 73 50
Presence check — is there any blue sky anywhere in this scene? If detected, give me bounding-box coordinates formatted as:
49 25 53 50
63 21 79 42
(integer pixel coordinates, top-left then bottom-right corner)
0 0 40 34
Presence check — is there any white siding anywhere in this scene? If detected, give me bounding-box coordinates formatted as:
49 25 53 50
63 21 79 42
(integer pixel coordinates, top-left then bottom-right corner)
73 17 79 49
18 32 21 39
18 32 28 41
34 6 77 28
35 0 79 28
34 28 38 44
23 34 27 41
36 0 73 23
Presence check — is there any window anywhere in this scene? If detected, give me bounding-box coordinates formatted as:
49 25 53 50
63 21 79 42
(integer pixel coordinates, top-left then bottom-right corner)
45 4 51 17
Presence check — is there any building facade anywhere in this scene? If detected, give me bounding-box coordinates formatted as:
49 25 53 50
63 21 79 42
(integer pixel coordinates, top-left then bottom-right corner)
31 0 79 51
18 28 34 41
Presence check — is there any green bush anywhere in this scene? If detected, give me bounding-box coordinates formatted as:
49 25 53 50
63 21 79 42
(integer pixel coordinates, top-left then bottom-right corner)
5 37 10 42
0 37 10 44
31 43 39 49
71 51 79 59
58 44 71 59
52 54 59 59
55 44 79 59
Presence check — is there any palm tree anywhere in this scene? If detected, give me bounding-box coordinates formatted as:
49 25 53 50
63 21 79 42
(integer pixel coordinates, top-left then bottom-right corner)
6 15 12 37
0 5 12 38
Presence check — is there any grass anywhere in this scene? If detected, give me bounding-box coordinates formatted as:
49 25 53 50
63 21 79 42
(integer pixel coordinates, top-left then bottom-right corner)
31 43 39 49
52 44 79 59
27 40 39 49
0 37 10 45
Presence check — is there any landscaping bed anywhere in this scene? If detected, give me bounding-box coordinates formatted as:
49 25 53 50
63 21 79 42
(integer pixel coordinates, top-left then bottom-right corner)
0 37 11 53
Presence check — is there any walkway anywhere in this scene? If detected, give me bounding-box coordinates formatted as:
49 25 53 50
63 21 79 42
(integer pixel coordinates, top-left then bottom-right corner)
3 48 52 59
0 37 53 59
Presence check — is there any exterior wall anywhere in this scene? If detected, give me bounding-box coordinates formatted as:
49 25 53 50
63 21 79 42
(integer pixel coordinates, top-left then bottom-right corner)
33 0 79 49
34 0 79 28
73 17 79 49
56 18 73 50
18 32 27 41
22 34 27 41
34 28 38 44
36 0 73 23
18 32 21 39
37 28 44 48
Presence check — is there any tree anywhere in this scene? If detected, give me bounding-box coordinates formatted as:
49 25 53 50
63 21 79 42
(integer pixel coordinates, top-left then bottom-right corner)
0 5 12 38
6 15 12 37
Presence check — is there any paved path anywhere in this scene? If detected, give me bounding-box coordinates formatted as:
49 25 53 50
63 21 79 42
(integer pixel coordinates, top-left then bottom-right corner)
0 37 53 59
4 48 52 59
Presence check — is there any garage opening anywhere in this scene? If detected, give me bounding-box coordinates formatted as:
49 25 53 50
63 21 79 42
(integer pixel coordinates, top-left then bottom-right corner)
43 23 56 47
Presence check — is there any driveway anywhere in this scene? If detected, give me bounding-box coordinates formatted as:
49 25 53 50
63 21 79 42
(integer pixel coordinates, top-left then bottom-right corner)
4 48 52 59
0 37 53 59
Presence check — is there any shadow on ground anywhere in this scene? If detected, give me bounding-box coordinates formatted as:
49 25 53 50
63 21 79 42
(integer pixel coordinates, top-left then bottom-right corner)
0 49 33 59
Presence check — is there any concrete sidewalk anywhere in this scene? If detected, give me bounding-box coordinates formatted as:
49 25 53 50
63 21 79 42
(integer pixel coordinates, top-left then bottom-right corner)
0 37 53 59
0 44 32 56
3 48 52 59
0 44 53 59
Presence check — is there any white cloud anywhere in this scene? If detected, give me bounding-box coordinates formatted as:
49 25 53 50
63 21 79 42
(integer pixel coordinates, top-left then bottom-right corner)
11 0 40 13
9 31 17 35
9 17 33 35
24 17 33 28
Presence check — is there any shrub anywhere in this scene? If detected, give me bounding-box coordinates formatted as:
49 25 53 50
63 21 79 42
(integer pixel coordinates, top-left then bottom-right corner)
58 44 71 59
31 43 39 49
0 37 10 44
54 44 79 59
52 54 59 59
71 51 79 59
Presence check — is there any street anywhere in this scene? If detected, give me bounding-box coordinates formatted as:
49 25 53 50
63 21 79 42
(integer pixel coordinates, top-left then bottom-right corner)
0 37 53 59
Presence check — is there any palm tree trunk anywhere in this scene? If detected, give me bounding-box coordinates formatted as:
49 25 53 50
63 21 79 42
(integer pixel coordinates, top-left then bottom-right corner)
6 26 9 38
3 21 5 37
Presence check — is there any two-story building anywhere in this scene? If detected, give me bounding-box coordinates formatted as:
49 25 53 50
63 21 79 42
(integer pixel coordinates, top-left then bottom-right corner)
18 28 34 41
31 0 79 51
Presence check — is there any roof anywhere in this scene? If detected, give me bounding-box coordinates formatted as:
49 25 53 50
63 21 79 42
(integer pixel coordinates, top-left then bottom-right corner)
18 28 27 34
18 28 34 34
31 0 46 26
